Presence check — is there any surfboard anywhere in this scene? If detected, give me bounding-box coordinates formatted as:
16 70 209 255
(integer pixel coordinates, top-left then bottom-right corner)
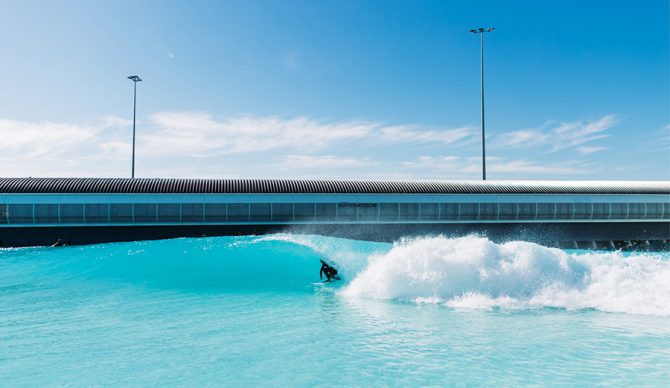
323 275 341 283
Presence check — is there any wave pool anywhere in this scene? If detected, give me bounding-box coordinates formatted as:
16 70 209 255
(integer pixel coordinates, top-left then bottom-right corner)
2 234 669 385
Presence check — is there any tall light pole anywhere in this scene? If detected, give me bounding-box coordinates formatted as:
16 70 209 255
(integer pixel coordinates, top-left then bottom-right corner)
128 75 142 179
469 27 494 180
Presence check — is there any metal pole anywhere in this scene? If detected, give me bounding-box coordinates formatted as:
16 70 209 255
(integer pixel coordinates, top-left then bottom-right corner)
128 75 141 178
470 27 493 180
131 81 137 179
480 33 486 181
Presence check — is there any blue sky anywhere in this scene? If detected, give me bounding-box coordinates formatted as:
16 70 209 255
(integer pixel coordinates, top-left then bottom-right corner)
0 0 668 180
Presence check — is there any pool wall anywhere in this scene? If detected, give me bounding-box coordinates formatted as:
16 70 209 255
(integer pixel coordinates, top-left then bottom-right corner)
1 178 668 249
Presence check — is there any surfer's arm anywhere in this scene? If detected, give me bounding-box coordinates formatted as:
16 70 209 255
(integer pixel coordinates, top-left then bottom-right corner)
319 268 324 279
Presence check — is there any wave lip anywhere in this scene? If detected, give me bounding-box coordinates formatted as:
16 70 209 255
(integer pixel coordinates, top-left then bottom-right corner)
341 236 670 317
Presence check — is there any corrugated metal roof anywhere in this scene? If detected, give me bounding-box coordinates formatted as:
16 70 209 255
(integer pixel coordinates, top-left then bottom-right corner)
0 178 668 194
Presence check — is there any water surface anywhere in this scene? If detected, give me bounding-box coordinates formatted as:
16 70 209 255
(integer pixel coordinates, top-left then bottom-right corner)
2 235 669 385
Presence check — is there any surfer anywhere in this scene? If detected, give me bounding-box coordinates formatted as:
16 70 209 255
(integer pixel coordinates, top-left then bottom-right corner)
319 260 340 282
51 239 66 247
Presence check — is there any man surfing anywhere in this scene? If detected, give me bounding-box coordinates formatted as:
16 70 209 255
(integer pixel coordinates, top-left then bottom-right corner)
319 260 340 282
51 239 66 247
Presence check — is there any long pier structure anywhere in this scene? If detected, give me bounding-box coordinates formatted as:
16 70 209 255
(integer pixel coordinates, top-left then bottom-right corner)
0 178 668 249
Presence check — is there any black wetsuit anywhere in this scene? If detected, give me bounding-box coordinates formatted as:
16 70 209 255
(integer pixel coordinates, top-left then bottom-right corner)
320 262 339 282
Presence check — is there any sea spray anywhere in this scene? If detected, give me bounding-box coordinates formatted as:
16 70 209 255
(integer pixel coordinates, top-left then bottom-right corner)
340 235 670 316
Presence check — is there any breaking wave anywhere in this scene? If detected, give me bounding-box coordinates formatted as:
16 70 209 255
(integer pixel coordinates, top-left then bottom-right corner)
340 235 670 316
3 234 669 316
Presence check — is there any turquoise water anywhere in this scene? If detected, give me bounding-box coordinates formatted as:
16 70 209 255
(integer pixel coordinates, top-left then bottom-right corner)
2 234 670 386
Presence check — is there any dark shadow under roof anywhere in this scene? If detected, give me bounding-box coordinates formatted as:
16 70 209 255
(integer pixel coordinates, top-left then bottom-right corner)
0 178 669 195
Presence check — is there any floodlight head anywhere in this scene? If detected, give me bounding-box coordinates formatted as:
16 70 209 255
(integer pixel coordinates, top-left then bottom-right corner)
469 27 495 34
128 75 142 82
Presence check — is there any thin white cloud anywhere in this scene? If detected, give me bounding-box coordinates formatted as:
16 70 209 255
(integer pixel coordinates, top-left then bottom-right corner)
0 113 615 179
0 119 96 158
553 114 616 150
0 116 132 177
102 115 133 127
625 123 670 157
495 114 618 152
576 146 607 155
0 113 477 178
145 112 376 156
485 159 590 175
401 155 590 176
652 124 670 152
496 129 548 148
143 112 476 157
401 156 461 169
276 155 376 170
379 125 477 145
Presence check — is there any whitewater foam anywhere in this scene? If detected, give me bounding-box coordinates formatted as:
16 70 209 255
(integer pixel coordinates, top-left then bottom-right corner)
340 235 670 316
